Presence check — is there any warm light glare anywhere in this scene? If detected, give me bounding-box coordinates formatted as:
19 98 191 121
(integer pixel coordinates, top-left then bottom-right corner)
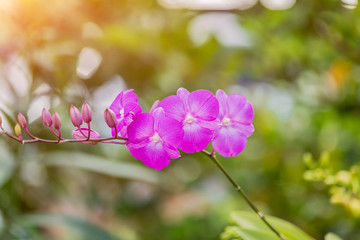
158 0 257 10
342 0 358 8
261 0 296 10
0 0 14 11
76 47 102 79
188 13 251 48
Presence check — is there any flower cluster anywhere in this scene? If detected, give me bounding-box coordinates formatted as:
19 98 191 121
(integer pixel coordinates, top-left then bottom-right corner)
0 88 290 240
0 88 254 170
109 88 254 170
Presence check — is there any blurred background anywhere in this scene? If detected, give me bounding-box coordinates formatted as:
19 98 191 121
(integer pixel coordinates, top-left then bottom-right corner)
0 0 360 239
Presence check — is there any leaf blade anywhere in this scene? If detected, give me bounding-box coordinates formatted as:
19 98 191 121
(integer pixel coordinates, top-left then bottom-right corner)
43 151 161 184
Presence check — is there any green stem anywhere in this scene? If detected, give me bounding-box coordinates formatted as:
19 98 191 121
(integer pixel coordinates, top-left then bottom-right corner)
202 150 286 240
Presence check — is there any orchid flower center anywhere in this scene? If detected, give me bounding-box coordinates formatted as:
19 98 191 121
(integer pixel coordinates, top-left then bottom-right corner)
185 113 194 124
150 132 161 143
222 117 231 126
120 108 125 119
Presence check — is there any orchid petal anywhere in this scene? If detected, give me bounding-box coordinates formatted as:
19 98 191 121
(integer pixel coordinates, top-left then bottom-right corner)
177 88 190 110
126 140 150 159
158 95 186 122
212 125 248 157
188 90 219 121
127 113 154 143
150 100 160 113
124 102 142 117
129 142 171 170
232 122 255 137
109 91 124 118
216 89 228 119
151 107 166 131
180 123 213 153
72 128 101 145
197 119 220 131
158 116 184 148
164 144 181 159
122 89 138 105
227 94 254 124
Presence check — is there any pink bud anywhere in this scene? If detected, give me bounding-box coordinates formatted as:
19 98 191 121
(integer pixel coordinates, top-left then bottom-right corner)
0 115 2 127
53 112 61 130
70 105 83 127
17 113 27 129
104 108 117 128
42 108 52 127
81 101 92 123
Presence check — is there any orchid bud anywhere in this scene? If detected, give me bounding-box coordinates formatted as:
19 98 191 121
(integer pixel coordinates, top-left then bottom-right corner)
14 123 21 137
17 113 27 129
70 105 83 127
0 115 2 127
53 112 61 130
81 101 92 123
104 109 117 128
42 108 53 127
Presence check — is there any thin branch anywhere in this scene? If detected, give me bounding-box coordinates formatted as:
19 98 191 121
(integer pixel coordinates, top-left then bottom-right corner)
48 127 63 140
202 150 286 240
87 123 91 140
1 132 128 145
24 127 38 140
57 129 61 143
114 124 118 139
77 127 88 138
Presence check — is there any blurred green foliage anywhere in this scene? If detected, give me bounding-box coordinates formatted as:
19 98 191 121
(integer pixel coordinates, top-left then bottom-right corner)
0 0 360 239
304 152 360 218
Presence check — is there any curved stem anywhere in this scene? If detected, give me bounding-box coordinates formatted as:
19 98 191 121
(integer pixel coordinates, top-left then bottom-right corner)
77 127 87 138
48 127 63 140
24 127 38 140
202 150 286 240
57 129 61 143
114 124 118 139
87 123 91 140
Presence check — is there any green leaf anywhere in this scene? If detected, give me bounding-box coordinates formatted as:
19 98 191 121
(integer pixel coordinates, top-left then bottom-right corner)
43 151 161 185
0 210 4 235
222 211 314 240
0 144 16 189
325 233 343 240
17 214 121 240
222 226 278 240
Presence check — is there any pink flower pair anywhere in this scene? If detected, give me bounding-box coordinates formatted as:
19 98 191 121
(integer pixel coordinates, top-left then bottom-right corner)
110 88 254 170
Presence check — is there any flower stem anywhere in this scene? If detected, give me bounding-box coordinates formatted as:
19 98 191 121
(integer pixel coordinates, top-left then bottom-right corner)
202 150 286 240
1 132 128 144
87 123 91 140
24 127 38 140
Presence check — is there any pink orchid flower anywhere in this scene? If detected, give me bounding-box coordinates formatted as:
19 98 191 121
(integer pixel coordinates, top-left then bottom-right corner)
212 90 254 157
72 128 101 145
126 107 184 170
158 88 219 153
109 89 142 137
